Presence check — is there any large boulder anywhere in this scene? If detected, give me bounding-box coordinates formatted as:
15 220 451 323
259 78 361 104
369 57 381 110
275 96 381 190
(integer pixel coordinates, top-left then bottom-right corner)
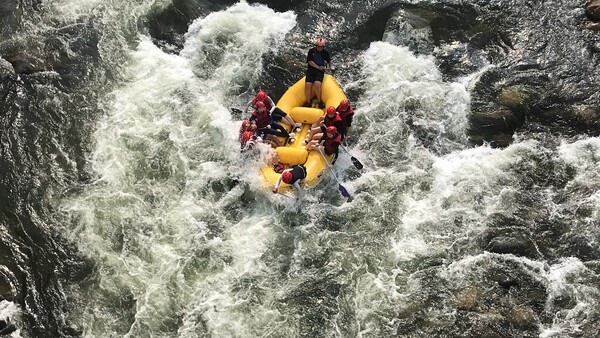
586 0 600 21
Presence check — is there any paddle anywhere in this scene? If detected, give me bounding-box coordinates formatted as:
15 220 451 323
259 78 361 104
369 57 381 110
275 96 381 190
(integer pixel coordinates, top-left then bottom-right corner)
231 107 244 118
340 144 363 170
318 147 352 202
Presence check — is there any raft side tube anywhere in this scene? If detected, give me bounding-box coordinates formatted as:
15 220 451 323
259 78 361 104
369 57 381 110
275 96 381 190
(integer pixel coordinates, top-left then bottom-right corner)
276 147 308 165
288 107 323 125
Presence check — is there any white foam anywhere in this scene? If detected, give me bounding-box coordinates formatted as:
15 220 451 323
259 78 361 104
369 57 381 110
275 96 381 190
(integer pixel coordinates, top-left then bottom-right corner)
181 1 296 93
353 41 470 147
0 301 21 338
60 2 299 336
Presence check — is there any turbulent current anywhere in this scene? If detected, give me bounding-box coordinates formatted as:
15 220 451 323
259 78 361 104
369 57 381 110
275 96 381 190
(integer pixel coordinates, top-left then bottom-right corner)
1 0 600 337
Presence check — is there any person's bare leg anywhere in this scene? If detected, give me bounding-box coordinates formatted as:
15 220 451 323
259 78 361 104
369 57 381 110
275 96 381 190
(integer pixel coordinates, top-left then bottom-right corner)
283 115 298 127
314 81 322 103
304 82 313 105
310 132 323 142
306 127 321 142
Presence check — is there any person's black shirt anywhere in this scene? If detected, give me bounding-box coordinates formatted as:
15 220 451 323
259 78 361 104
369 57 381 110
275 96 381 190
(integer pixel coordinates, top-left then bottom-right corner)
306 47 331 71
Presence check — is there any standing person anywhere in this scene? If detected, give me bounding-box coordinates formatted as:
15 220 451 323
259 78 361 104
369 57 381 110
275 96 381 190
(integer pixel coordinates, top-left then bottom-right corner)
273 164 307 200
304 38 332 108
336 99 354 140
245 90 300 129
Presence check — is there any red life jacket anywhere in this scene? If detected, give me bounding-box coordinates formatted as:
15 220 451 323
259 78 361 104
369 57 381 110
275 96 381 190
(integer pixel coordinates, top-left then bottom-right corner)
337 106 354 126
324 112 345 136
323 133 341 155
252 97 273 112
324 113 342 127
252 109 270 128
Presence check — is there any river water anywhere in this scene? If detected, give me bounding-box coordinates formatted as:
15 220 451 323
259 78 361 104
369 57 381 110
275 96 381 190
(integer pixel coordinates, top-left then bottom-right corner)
1 0 600 337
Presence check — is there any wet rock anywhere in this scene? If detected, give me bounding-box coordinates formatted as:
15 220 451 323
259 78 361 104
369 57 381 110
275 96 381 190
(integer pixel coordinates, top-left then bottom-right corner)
551 293 577 309
396 301 424 319
455 286 481 311
0 320 17 336
497 277 519 289
146 0 237 52
248 0 306 12
0 1 19 37
0 57 16 81
470 107 521 131
507 306 537 328
487 235 537 257
497 86 534 113
559 234 600 261
469 312 506 338
383 8 435 54
585 22 600 31
3 52 50 75
0 273 16 302
570 105 600 128
586 0 600 21
435 42 487 78
468 133 513 148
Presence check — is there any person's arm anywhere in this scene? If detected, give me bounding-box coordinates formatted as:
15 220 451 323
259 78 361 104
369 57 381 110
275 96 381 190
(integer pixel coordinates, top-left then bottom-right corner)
333 141 340 154
273 174 283 193
267 96 276 110
244 100 254 114
346 114 353 127
308 60 323 70
273 169 291 193
325 50 332 70
307 49 324 71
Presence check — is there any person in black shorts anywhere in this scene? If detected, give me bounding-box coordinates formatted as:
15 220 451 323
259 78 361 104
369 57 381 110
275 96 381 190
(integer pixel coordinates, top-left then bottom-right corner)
305 38 332 108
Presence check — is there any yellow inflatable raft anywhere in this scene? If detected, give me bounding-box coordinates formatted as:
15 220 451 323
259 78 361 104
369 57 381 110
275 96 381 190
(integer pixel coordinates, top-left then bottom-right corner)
260 74 347 192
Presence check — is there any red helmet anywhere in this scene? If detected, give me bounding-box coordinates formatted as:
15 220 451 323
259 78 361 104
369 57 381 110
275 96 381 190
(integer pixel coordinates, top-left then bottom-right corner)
326 126 337 135
327 106 336 115
282 171 293 184
339 99 349 111
315 38 326 47
241 131 254 144
256 91 268 103
255 101 265 109
240 120 251 132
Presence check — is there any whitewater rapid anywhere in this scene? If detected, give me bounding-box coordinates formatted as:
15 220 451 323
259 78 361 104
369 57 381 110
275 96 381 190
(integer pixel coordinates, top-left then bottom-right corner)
2 0 599 337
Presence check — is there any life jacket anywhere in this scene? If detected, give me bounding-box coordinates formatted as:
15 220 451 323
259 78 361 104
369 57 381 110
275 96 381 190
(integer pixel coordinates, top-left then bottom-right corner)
239 121 252 136
324 113 345 136
289 164 307 184
324 113 342 127
323 133 341 155
337 106 354 126
252 109 270 129
252 97 273 112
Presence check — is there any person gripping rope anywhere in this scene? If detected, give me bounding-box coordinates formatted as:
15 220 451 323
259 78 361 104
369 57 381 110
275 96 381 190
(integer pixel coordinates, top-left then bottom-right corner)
306 106 345 143
273 164 307 200
307 125 341 162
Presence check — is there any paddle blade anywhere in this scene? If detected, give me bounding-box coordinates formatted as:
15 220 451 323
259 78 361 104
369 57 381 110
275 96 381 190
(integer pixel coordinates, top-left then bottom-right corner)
338 184 351 200
230 108 243 118
351 156 363 170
